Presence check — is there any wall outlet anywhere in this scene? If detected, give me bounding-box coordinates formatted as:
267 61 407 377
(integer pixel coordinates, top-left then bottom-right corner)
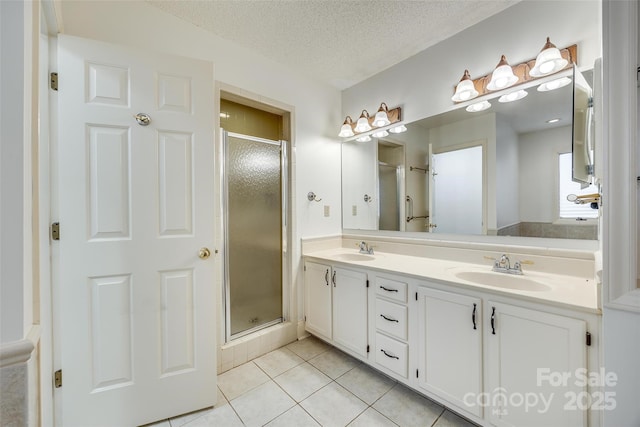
323 205 330 217
352 205 357 216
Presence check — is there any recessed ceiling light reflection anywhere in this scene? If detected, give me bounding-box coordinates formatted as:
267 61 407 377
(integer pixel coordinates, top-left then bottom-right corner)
537 76 572 92
466 100 491 112
499 89 528 103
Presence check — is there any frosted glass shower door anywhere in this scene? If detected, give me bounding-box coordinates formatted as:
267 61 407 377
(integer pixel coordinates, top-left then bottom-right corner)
224 132 283 338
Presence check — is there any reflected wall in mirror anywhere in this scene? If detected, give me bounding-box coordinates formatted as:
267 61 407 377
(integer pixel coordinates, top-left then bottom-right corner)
341 66 598 240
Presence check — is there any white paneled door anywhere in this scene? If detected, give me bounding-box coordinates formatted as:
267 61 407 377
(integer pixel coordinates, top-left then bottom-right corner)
56 35 216 426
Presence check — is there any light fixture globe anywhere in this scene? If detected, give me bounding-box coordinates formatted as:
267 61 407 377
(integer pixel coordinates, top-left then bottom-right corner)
372 129 389 138
338 116 354 137
498 89 528 103
451 70 479 102
372 103 391 127
356 135 372 142
530 37 568 77
487 55 518 91
466 100 491 113
537 76 572 92
388 124 407 134
354 110 372 133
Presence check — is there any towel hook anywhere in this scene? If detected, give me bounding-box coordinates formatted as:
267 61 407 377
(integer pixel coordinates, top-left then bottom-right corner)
307 192 322 202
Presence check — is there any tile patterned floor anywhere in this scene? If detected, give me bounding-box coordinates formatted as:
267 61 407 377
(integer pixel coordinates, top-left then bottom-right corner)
148 336 478 427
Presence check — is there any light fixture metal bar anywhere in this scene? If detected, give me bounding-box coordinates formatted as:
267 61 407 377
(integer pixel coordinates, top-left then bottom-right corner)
453 44 578 102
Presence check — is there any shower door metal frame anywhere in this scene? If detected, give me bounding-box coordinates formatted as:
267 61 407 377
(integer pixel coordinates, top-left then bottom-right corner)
222 131 289 342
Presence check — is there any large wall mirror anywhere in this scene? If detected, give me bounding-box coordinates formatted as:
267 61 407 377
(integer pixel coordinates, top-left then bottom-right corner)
341 66 598 240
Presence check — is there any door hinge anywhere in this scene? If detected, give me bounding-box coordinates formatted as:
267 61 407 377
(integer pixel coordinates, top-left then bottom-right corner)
415 292 418 301
366 279 369 288
54 370 62 388
586 332 592 346
304 265 306 272
416 369 419 378
50 72 58 91
366 345 370 353
51 222 60 241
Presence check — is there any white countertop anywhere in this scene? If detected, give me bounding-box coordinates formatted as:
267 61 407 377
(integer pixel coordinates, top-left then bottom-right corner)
304 247 600 314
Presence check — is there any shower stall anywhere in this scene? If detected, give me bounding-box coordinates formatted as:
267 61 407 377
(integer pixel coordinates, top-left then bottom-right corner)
223 131 286 340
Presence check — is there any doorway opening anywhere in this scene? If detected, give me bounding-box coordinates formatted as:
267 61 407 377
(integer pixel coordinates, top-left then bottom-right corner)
220 95 291 341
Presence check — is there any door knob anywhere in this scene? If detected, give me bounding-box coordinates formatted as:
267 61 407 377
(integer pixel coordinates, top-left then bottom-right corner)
198 247 211 260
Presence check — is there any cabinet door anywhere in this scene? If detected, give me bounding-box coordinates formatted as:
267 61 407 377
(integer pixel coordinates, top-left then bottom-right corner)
333 267 368 358
487 302 587 427
304 261 332 340
417 287 483 418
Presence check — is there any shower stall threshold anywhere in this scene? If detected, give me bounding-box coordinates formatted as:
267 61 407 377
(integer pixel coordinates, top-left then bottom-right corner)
229 317 283 341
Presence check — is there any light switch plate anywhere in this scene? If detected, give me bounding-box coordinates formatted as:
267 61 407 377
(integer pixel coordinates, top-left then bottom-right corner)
352 205 357 216
324 205 330 217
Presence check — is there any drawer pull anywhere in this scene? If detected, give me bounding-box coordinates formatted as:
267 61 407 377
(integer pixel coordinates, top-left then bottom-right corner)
472 303 477 330
380 349 399 360
491 306 496 335
380 314 399 323
380 286 398 292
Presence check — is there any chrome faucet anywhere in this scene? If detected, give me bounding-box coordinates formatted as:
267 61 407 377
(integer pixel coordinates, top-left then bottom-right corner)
490 254 529 275
357 241 374 255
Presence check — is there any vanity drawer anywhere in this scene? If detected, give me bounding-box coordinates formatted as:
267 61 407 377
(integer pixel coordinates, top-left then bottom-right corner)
375 298 408 340
375 333 408 378
375 277 407 303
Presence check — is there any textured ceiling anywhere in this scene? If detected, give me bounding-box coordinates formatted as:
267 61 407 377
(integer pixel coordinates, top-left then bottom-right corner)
146 0 519 90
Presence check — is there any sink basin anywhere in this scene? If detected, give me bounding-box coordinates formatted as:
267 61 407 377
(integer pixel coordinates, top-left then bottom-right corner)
454 271 551 292
333 253 375 262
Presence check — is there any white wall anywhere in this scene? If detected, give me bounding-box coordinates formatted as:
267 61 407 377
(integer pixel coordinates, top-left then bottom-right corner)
341 140 377 230
518 125 572 223
342 1 601 126
495 114 519 229
0 0 26 344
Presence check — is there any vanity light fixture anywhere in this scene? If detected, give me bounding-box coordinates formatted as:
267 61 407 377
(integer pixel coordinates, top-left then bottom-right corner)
372 129 389 138
466 100 491 113
529 37 569 77
537 76 572 92
338 116 355 137
487 55 519 91
450 42 576 104
339 104 403 138
388 124 407 134
372 103 392 127
451 70 479 102
356 135 372 142
499 89 528 103
354 110 372 133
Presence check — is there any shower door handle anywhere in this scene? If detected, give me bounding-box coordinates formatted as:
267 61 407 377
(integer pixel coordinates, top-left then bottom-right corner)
198 247 211 260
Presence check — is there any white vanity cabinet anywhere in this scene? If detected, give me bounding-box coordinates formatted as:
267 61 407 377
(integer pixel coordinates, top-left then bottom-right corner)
332 267 369 358
303 261 333 341
304 260 369 358
302 254 599 427
416 286 483 419
486 301 587 427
